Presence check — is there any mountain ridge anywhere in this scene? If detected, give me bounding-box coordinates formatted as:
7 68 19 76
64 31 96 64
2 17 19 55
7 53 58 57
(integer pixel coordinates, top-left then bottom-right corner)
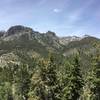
0 25 99 44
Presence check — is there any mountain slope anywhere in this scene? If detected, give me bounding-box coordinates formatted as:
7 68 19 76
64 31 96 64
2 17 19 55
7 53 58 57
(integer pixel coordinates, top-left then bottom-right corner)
0 25 99 66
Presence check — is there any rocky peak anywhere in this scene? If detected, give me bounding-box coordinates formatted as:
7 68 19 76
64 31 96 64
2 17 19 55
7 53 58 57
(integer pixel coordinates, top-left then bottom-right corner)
45 31 56 37
6 25 33 36
59 36 81 45
0 31 6 37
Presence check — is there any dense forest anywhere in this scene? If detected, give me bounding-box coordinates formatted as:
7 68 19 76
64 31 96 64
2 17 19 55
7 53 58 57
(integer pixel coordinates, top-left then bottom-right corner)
0 50 100 100
0 25 100 100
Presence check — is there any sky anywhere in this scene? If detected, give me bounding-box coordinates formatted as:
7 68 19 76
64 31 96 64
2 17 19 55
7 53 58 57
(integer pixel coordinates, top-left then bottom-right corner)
0 0 100 38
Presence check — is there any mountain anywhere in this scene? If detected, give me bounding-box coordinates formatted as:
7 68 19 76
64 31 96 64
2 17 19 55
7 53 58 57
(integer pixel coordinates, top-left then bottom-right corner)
0 26 60 66
0 25 99 66
59 36 82 45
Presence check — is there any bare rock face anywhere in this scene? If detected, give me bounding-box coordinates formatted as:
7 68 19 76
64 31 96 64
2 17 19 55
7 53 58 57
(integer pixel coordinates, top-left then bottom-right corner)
2 25 34 41
0 31 6 37
7 25 33 36
59 36 82 45
0 53 20 68
45 31 56 37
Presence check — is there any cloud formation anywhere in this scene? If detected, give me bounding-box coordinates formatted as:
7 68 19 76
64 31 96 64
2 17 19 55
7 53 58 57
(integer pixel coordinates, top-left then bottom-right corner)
53 9 61 13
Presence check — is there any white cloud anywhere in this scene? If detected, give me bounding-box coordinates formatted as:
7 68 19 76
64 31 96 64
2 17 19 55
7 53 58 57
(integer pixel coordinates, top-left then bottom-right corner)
53 8 61 13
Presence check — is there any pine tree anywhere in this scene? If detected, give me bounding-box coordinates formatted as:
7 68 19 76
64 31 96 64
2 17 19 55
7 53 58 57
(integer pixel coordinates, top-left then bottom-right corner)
62 54 84 100
31 55 60 100
71 55 84 100
90 54 100 100
15 64 31 100
61 61 74 100
81 41 100 100
3 63 31 100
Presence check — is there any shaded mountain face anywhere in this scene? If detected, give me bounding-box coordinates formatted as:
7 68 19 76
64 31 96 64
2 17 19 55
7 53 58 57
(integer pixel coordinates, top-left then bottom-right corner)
0 25 99 66
7 25 33 36
2 25 33 41
46 31 56 37
0 31 6 37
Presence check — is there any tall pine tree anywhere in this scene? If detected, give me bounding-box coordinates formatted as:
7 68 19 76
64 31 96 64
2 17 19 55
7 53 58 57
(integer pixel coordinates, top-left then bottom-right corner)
61 54 84 100
90 54 100 100
30 55 60 100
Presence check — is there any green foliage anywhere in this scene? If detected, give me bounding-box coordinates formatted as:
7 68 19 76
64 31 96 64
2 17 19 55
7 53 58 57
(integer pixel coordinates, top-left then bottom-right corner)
60 54 84 100
90 54 100 100
0 63 34 100
82 49 100 100
29 55 61 100
0 82 13 100
0 52 100 100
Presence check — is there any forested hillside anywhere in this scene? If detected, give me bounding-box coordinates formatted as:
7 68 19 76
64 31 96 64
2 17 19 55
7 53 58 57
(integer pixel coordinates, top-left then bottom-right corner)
0 25 100 100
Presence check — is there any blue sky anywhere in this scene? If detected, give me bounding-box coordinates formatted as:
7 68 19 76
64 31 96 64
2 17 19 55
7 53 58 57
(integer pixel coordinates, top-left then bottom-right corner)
0 0 100 38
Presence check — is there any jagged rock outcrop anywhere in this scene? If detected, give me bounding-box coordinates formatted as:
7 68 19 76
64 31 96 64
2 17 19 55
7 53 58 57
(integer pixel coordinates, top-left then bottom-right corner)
0 31 6 37
2 25 33 41
0 25 83 44
7 25 33 36
59 36 82 45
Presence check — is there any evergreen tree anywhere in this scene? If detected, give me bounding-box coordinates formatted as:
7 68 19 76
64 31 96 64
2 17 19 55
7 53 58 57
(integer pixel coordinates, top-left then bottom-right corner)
30 55 60 100
1 63 32 100
14 64 31 100
71 55 84 99
60 61 74 100
90 54 100 100
62 54 84 100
